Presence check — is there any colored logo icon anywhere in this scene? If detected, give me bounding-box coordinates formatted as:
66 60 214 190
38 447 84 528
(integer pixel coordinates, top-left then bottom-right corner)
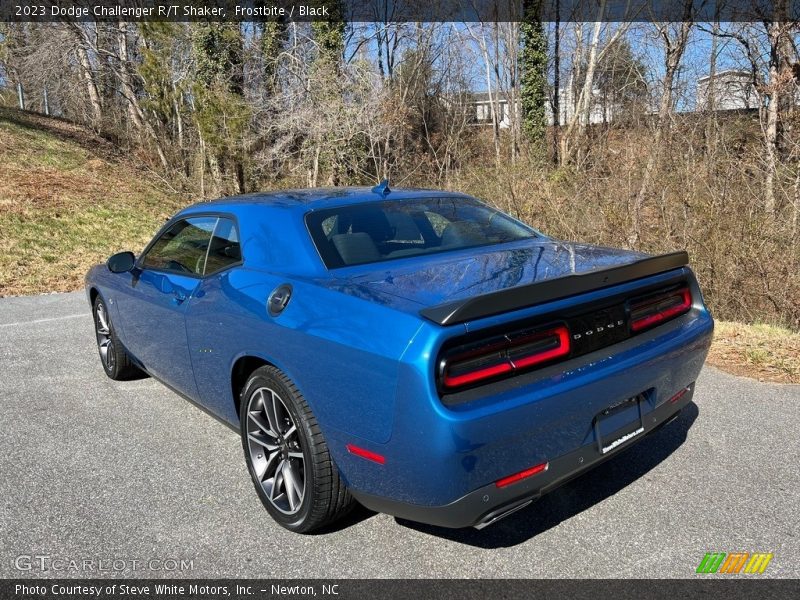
697 552 773 574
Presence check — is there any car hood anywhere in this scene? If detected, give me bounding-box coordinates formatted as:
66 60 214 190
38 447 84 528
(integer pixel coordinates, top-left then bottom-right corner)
323 239 648 314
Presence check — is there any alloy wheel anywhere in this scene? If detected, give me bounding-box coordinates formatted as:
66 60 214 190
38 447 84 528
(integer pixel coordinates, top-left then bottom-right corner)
95 302 115 370
246 387 306 514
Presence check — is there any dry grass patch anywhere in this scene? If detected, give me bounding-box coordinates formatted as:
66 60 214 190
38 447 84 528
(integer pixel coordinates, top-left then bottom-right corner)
709 321 800 384
0 109 186 296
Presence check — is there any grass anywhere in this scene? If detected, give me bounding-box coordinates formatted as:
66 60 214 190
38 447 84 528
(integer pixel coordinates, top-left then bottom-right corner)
708 321 800 384
0 108 185 295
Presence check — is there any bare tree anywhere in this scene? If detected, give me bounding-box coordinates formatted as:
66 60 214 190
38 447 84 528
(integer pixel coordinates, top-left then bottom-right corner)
630 8 693 247
560 1 631 165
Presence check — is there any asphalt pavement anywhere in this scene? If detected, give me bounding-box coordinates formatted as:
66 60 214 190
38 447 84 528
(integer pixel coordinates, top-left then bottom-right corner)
1 291 798 578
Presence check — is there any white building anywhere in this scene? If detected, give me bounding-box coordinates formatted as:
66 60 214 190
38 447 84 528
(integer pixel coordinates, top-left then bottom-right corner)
469 88 617 128
696 70 759 111
469 71 763 130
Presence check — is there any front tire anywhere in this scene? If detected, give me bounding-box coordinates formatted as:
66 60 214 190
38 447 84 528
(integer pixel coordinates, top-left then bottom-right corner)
92 296 141 380
240 366 353 533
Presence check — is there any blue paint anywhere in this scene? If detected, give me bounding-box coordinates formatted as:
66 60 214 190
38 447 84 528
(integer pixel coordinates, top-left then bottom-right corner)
86 187 713 509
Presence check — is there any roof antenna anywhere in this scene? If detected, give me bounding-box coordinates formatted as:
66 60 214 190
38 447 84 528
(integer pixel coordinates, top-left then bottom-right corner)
372 179 391 197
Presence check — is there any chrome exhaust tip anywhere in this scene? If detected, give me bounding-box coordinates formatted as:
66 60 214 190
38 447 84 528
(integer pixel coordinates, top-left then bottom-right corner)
473 498 533 530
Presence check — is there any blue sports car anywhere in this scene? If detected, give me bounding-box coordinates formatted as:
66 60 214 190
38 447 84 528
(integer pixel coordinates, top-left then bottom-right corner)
85 183 713 533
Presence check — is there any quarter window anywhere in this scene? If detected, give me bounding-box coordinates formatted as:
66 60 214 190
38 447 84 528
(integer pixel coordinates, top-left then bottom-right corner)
205 218 242 275
141 217 217 276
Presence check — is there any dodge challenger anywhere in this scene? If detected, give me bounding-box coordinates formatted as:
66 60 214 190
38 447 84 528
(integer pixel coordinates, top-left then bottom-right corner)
85 183 714 533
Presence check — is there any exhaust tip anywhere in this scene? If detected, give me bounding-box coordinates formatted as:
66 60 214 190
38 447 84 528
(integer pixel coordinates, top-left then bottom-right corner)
474 498 534 530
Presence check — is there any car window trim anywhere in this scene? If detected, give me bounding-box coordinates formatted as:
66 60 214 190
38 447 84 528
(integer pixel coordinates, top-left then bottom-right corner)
135 211 244 279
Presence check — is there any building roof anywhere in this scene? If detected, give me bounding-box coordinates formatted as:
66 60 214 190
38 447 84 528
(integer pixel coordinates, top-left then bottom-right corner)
468 91 506 103
697 69 754 83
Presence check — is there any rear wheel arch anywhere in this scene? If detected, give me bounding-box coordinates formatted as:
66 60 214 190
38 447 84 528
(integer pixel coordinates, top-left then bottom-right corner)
89 287 100 306
231 355 273 419
231 354 318 423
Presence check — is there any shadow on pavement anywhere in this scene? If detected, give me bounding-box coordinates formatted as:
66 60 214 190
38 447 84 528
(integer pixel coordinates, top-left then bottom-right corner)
395 401 699 548
315 504 377 534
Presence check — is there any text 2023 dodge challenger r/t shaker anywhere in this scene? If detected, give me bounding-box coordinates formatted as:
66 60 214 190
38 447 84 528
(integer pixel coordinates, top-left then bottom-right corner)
85 183 713 533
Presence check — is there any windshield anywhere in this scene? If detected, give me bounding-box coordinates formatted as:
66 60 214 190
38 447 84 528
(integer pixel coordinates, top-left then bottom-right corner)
306 197 537 268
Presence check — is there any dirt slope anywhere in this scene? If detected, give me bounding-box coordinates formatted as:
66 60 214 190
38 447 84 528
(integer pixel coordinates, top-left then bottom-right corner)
0 107 185 296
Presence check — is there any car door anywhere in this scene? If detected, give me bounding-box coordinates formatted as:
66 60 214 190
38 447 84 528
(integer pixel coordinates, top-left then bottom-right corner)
183 217 248 422
115 216 218 398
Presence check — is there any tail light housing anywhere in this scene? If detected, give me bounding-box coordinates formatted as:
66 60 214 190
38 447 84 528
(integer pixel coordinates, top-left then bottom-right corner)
440 324 570 390
629 286 692 333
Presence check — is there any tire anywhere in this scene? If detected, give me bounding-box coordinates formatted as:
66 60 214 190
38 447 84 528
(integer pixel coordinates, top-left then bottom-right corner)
92 296 141 381
240 365 353 533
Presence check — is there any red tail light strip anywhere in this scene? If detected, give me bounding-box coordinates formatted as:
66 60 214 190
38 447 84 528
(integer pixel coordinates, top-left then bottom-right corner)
511 326 571 369
495 462 549 488
442 361 513 388
346 444 386 465
630 287 692 332
442 325 570 390
668 387 690 403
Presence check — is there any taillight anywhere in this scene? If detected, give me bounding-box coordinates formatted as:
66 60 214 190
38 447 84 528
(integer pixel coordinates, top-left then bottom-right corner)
441 324 570 390
629 286 692 333
495 462 549 488
346 444 386 465
668 387 690 403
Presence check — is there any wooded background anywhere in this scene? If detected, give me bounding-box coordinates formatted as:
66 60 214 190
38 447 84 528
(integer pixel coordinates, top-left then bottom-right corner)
1 3 799 330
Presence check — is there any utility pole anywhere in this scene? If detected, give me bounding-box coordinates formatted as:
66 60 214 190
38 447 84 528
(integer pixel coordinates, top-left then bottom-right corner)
17 82 25 110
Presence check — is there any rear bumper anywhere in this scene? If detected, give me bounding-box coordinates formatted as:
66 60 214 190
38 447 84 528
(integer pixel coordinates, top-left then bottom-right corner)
351 384 694 529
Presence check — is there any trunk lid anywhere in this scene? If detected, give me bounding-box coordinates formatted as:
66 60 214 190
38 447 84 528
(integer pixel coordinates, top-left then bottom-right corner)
324 239 650 315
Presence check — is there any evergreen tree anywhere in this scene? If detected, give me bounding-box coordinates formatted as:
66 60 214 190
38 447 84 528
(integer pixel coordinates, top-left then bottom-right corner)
311 1 345 65
191 23 249 194
308 1 346 185
520 1 548 146
192 22 243 94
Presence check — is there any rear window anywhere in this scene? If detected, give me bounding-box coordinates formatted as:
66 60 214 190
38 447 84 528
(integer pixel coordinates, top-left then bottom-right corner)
306 197 536 268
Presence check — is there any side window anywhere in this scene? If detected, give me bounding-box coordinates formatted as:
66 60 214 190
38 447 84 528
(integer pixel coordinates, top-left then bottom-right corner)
141 217 216 276
321 215 338 237
424 211 450 237
204 218 242 275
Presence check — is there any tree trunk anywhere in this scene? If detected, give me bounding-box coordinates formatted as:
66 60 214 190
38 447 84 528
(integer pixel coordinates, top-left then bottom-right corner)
629 20 692 248
765 52 779 218
172 80 188 176
465 23 501 164
76 45 102 130
208 152 223 196
116 22 144 131
764 12 791 217
552 4 561 164
579 15 604 134
116 22 169 171
704 18 719 161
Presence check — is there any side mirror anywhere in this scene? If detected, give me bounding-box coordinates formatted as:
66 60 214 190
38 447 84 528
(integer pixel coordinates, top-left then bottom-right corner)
107 251 136 274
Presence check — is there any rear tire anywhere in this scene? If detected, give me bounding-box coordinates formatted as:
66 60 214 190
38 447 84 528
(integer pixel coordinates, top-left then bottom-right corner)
240 365 353 533
92 296 141 380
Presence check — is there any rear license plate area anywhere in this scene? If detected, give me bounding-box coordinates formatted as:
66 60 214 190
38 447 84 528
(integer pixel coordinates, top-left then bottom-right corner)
593 393 647 454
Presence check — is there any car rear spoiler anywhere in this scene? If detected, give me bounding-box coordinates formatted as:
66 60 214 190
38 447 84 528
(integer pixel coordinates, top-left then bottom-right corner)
419 250 689 326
